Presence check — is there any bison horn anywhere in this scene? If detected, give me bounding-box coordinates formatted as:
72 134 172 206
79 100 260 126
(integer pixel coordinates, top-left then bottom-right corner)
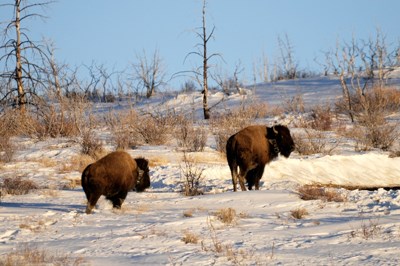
138 169 144 177
273 126 278 134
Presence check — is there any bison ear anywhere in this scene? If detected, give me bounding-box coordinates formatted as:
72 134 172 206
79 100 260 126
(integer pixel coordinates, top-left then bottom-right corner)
266 127 277 139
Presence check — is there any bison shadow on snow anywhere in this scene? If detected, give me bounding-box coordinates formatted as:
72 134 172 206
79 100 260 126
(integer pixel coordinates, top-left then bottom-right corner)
226 125 295 192
81 151 150 214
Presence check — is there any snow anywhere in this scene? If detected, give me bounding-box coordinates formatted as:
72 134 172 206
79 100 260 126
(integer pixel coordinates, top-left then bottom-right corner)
1 75 400 265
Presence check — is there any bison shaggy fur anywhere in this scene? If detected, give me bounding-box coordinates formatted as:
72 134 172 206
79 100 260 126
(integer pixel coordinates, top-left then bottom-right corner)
81 151 150 214
226 125 295 191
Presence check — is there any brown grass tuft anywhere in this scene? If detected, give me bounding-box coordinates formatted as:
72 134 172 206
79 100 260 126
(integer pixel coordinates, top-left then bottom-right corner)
290 207 309 219
213 207 237 225
297 184 347 202
181 230 199 244
0 244 86 265
1 177 39 195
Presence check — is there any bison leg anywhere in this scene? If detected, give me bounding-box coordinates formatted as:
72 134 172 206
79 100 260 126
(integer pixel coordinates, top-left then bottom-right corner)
108 191 128 209
245 169 256 190
253 165 265 190
228 162 239 192
238 168 248 191
86 193 101 214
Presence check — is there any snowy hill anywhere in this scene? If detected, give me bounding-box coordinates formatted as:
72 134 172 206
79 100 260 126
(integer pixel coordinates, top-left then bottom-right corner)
1 76 400 265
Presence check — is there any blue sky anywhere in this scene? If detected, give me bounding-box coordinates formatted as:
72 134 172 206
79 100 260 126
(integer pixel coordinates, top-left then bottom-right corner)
1 0 399 89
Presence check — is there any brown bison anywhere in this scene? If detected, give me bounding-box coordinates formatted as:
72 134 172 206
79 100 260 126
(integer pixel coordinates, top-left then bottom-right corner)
81 151 150 214
226 125 295 191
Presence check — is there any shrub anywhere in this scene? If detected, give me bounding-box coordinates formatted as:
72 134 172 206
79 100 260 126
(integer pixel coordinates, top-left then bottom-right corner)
179 153 204 196
0 134 15 163
104 109 139 150
134 114 171 145
343 124 398 152
211 103 269 153
283 94 304 113
292 129 339 156
176 120 207 152
1 177 39 195
349 218 382 240
335 85 399 151
80 130 104 159
308 105 333 131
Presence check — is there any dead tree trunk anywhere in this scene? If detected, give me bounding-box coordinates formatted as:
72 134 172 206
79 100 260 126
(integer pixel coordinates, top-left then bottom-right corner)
15 0 26 113
201 2 210 119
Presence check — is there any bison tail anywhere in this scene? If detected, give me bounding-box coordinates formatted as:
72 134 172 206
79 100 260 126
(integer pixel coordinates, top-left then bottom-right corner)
81 164 92 188
225 135 236 170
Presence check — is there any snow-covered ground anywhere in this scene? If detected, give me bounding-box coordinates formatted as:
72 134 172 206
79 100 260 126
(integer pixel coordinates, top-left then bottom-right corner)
1 76 400 265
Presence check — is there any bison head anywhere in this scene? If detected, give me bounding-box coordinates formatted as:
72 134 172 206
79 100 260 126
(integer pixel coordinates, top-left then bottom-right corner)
134 157 150 192
267 125 295 158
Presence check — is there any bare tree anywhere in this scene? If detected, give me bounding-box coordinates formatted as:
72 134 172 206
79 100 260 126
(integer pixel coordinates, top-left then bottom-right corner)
185 0 221 119
253 51 269 83
277 33 298 80
132 49 166 98
0 0 53 113
325 30 399 123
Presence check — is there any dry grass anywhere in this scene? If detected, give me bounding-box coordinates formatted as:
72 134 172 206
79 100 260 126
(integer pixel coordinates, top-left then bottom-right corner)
349 217 382 240
40 188 60 197
19 216 56 233
0 177 39 196
34 157 58 168
0 244 86 266
200 216 263 264
297 184 347 202
290 207 309 219
61 154 95 173
133 204 150 214
0 134 15 163
181 230 199 244
213 207 237 226
183 209 194 218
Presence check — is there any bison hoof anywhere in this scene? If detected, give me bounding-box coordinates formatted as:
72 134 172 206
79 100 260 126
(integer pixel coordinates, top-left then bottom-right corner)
85 206 94 214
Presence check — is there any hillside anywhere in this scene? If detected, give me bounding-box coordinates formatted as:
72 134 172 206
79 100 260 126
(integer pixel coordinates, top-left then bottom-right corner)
1 75 400 265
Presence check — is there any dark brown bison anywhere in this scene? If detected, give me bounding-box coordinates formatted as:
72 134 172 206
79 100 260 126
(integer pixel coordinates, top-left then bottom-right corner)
226 125 295 191
81 151 150 214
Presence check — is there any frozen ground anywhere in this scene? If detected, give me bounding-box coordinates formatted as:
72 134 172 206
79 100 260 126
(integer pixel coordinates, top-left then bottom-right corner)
1 75 400 265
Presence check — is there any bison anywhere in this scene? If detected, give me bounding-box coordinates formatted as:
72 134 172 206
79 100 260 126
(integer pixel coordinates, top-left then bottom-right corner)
226 125 295 192
81 151 150 214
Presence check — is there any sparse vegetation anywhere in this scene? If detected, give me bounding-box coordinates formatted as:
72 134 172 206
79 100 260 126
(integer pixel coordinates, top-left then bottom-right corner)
213 207 237 225
349 217 382 240
297 184 347 202
211 103 269 153
176 119 207 152
0 244 86 266
293 129 339 156
179 152 205 196
0 134 15 163
80 129 105 160
290 207 309 219
181 230 199 244
1 177 38 195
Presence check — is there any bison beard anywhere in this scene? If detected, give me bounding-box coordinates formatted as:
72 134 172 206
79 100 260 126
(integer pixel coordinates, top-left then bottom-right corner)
81 151 150 214
226 125 295 192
